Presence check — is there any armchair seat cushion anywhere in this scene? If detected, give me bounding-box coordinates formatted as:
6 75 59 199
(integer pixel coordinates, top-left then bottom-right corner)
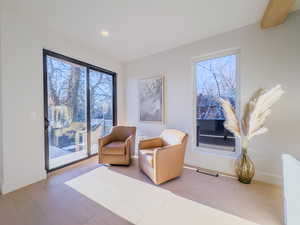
102 141 126 155
139 149 155 167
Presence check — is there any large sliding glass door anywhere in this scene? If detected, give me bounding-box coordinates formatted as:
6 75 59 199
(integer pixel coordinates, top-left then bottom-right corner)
43 49 116 171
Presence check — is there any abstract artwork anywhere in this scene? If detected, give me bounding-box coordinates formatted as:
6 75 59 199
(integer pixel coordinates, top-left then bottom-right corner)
138 75 164 122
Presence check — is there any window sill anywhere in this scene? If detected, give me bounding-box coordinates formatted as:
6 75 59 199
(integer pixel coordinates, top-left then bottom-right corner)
194 144 241 159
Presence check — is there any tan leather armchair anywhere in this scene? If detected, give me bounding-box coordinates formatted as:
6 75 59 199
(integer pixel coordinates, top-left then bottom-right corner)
99 126 136 165
138 129 188 185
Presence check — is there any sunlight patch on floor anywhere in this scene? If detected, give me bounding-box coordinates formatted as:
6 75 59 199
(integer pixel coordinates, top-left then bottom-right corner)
66 167 259 225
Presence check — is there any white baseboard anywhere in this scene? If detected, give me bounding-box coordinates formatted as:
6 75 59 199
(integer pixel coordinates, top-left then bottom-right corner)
1 170 47 195
254 171 282 186
184 159 282 186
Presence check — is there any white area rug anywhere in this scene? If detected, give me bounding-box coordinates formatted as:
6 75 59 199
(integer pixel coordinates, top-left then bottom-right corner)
66 167 258 225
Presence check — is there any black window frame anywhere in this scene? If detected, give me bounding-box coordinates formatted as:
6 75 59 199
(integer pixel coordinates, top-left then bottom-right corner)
43 49 117 172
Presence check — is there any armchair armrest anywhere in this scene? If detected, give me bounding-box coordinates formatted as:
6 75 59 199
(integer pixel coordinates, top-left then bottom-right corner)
99 133 114 148
154 144 183 160
153 144 185 184
125 135 133 144
125 134 135 155
139 137 163 150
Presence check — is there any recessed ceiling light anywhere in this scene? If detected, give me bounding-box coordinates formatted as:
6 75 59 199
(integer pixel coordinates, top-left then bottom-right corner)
100 30 110 37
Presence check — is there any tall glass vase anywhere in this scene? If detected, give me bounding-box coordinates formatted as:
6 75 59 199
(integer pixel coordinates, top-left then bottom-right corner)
235 140 255 184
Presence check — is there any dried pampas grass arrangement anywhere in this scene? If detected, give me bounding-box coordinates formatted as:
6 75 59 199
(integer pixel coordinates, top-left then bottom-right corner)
218 98 241 138
219 84 284 184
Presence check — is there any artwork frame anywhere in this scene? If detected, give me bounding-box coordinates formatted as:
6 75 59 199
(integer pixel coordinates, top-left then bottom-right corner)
138 74 164 123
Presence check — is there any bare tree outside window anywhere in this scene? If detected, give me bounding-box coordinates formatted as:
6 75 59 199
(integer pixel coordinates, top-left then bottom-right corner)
89 70 113 154
47 56 88 168
196 54 237 150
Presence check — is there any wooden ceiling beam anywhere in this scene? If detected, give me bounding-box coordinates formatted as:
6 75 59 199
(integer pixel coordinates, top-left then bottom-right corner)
261 0 296 29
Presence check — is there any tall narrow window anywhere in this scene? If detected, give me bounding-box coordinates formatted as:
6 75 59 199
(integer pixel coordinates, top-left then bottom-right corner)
43 50 116 171
195 53 238 151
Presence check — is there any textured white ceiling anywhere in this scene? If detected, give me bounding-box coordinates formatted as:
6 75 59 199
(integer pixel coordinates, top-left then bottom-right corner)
4 0 299 63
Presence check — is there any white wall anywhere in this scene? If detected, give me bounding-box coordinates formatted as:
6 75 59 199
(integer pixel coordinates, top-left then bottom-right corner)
125 11 300 185
0 6 125 194
0 0 4 190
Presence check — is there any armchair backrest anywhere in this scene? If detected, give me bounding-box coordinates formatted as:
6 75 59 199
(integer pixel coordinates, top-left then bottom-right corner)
111 126 136 141
160 129 187 146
